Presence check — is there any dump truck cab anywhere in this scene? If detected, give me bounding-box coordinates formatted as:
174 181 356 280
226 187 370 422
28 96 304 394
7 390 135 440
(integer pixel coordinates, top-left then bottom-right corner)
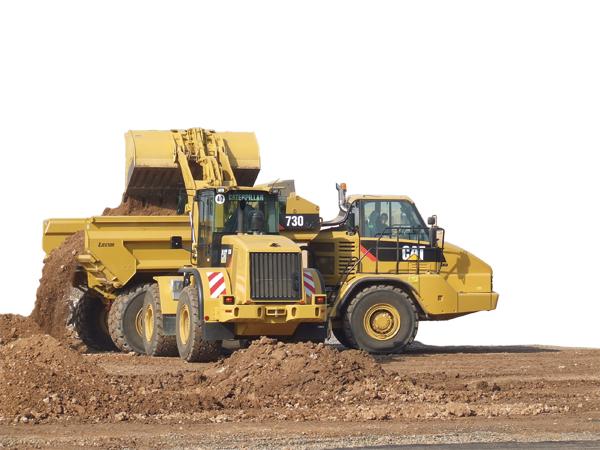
279 182 499 354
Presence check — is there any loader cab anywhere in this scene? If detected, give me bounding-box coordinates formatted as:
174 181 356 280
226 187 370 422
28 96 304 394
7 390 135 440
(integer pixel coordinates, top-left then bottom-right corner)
195 189 280 266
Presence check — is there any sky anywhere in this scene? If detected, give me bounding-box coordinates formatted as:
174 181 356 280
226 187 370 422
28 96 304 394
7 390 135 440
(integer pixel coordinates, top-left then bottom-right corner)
1 0 599 347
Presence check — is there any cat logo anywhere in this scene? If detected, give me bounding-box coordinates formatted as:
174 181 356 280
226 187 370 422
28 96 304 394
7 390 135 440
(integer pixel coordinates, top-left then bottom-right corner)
402 245 425 260
98 242 115 248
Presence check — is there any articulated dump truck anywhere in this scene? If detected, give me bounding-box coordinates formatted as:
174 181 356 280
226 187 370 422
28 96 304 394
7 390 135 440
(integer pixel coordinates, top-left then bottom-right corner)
275 182 499 354
43 129 327 361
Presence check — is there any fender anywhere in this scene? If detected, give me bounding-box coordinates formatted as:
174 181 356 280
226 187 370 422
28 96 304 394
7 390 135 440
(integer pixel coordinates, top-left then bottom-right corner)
178 267 234 341
333 276 428 319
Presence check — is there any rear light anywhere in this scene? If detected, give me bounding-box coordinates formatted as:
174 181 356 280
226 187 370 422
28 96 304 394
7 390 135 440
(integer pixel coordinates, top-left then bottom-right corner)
223 295 235 305
314 295 326 305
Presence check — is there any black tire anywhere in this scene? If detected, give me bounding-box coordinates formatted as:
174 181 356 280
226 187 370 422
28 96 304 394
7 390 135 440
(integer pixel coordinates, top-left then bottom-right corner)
108 283 149 354
176 285 221 362
71 290 116 351
343 284 418 354
331 325 356 349
142 284 178 357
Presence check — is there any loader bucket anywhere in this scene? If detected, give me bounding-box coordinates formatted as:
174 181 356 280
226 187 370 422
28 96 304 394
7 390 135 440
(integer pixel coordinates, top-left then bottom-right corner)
124 129 260 196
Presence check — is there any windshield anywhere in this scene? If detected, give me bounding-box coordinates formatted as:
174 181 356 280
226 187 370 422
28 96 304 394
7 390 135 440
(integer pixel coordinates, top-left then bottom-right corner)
217 191 279 234
361 199 428 241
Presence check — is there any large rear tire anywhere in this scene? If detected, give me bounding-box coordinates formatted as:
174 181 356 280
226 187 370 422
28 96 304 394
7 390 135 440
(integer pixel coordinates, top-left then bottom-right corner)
71 290 116 351
142 283 178 356
108 284 149 354
343 285 418 354
176 285 221 362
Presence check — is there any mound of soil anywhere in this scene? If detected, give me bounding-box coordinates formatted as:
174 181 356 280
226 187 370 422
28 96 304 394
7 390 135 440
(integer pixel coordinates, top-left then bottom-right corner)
195 337 447 421
0 335 113 422
30 232 84 341
205 337 404 412
0 314 41 345
28 194 180 346
102 196 178 216
0 335 569 425
0 334 203 424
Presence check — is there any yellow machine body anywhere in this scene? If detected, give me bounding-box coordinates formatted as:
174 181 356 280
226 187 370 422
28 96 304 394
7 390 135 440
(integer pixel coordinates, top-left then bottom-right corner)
277 184 499 323
125 128 260 197
42 129 328 343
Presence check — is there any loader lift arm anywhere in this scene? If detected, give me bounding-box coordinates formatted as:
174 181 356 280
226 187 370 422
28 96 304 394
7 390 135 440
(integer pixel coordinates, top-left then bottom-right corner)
125 127 260 212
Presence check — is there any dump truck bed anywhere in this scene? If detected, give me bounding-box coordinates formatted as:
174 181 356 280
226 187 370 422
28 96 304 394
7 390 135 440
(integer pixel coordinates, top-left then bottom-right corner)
43 215 192 296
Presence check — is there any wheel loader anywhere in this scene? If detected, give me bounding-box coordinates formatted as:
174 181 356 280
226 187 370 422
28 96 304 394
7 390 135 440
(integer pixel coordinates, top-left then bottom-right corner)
42 128 327 361
274 181 499 354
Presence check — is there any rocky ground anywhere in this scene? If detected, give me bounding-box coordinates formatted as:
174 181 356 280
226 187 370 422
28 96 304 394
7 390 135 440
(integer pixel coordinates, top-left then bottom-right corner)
0 327 599 448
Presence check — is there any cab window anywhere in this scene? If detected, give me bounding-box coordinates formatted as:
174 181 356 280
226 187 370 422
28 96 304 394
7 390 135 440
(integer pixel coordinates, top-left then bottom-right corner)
360 200 426 240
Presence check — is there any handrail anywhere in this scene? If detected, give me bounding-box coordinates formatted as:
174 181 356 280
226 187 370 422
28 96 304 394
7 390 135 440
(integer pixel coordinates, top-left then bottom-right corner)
372 226 445 274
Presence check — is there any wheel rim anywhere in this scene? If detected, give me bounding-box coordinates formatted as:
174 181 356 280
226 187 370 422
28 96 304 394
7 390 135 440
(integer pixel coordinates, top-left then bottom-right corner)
144 304 154 342
363 303 401 341
179 304 190 345
135 307 145 338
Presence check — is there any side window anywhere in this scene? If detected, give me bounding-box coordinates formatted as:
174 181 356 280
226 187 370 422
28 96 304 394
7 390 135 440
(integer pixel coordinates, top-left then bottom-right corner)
361 201 391 237
347 203 359 230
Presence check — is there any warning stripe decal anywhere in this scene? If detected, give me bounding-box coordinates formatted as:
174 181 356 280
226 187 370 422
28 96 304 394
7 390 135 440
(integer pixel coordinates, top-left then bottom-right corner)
360 244 377 262
207 271 227 298
303 271 316 297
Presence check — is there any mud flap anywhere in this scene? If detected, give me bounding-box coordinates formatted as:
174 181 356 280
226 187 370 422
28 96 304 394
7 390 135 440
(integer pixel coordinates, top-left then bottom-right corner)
204 322 235 341
163 314 176 336
291 323 328 343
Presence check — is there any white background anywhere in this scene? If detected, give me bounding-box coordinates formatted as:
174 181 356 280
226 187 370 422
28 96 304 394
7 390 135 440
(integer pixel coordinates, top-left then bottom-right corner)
1 1 598 347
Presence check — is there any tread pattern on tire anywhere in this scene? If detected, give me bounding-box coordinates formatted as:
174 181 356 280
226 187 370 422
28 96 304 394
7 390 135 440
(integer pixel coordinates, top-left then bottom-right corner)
332 325 357 349
143 284 178 357
71 289 116 351
177 285 221 362
342 284 418 354
108 283 149 354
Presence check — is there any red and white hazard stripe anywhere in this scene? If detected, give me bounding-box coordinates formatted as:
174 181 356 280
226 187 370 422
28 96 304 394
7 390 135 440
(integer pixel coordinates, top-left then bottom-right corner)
303 271 316 298
207 271 227 298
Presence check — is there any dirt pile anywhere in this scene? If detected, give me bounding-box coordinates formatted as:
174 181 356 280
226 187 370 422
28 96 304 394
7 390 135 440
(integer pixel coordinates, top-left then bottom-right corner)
0 335 112 422
0 336 572 425
102 196 178 216
0 315 41 345
204 337 412 418
27 194 179 345
30 232 84 341
0 334 206 424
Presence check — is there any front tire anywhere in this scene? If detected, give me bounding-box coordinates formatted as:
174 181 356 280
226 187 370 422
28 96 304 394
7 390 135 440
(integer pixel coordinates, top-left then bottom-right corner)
343 284 418 354
108 283 149 354
142 284 178 356
176 285 221 362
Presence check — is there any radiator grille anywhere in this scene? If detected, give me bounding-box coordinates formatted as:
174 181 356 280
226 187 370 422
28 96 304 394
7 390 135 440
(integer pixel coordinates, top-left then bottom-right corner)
338 241 357 276
250 252 302 300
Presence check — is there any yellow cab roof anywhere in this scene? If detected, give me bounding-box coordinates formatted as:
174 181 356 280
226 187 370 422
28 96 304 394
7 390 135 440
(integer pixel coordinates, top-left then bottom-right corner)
347 194 415 204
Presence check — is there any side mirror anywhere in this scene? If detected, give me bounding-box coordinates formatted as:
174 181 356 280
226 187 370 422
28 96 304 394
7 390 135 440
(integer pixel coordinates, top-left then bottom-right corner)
170 236 183 249
428 216 438 248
